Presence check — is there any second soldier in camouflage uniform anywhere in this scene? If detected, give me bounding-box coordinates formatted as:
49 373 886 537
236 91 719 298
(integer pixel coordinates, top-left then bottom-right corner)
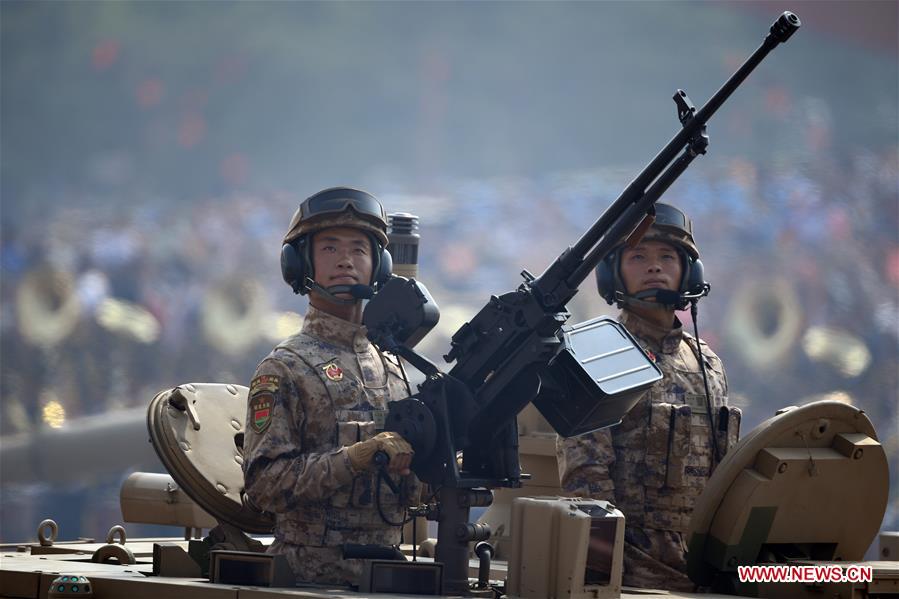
243 188 420 587
557 203 740 591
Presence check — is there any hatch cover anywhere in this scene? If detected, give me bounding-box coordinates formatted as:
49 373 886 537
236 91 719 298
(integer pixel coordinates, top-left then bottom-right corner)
147 383 275 534
686 400 887 587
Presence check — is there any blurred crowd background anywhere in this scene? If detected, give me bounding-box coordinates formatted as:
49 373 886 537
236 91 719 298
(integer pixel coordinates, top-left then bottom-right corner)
1 1 896 547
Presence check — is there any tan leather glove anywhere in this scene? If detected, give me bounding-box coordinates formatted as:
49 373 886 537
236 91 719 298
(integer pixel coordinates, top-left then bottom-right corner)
346 431 413 475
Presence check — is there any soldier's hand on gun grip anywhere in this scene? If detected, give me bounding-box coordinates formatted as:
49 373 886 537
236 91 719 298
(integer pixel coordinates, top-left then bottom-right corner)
346 431 414 475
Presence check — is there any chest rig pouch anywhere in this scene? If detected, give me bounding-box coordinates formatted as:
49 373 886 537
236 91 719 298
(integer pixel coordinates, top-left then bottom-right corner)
614 338 734 494
716 405 741 455
310 354 414 536
627 394 693 491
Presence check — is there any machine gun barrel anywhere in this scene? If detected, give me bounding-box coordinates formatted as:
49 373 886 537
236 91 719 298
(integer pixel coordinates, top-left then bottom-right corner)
534 11 802 307
450 11 800 400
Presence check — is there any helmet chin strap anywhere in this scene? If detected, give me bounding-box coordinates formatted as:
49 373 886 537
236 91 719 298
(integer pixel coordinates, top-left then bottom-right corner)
305 278 374 306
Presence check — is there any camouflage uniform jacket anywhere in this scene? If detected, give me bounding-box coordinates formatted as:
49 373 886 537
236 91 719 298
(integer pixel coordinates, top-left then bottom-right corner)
242 306 420 586
556 308 739 591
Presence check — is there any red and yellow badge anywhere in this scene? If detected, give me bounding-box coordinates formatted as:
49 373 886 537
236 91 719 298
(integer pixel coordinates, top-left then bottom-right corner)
645 350 658 364
322 362 343 382
249 393 272 434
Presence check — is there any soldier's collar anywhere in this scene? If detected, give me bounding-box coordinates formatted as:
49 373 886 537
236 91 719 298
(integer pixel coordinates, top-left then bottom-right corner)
302 305 371 351
619 309 684 354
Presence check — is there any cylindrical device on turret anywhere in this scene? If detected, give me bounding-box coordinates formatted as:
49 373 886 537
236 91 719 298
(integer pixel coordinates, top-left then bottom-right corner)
387 213 420 280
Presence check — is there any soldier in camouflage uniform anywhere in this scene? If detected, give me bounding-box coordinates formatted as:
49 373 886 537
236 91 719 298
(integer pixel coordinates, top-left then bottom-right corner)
242 187 420 587
557 203 740 591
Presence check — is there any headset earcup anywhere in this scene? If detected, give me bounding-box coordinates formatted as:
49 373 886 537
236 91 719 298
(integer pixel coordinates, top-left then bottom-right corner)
595 251 618 306
280 240 309 295
685 257 706 293
375 247 393 286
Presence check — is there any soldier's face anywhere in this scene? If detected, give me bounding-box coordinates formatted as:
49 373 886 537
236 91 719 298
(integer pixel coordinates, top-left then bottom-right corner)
619 240 682 296
311 227 374 295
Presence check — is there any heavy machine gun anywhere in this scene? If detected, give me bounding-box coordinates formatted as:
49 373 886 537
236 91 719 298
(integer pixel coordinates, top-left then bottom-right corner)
364 11 800 594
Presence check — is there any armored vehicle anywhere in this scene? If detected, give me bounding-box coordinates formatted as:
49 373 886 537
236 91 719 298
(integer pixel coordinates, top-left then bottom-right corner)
1 394 896 599
3 9 896 599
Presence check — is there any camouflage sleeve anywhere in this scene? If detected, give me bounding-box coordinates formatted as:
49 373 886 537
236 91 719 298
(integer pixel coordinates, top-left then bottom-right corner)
242 358 355 513
555 428 616 500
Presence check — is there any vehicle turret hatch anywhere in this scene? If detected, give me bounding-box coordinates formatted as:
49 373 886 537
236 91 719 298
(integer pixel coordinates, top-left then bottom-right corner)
687 400 888 592
147 383 274 534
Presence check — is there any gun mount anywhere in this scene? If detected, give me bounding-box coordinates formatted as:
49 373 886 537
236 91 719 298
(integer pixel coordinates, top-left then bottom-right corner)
363 11 802 595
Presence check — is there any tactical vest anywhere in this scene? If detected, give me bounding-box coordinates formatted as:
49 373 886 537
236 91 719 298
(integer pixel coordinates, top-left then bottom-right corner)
272 334 420 547
609 334 739 533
